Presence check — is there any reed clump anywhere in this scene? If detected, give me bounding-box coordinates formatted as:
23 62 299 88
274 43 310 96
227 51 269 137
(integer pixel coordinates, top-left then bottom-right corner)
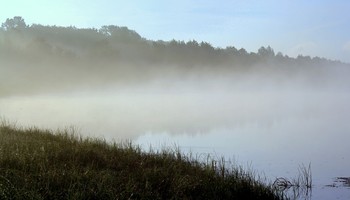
273 164 312 199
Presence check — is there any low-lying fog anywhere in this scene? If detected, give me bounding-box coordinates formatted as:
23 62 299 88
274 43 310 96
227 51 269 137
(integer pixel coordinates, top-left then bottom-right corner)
2 20 350 199
1 66 349 140
2 62 350 199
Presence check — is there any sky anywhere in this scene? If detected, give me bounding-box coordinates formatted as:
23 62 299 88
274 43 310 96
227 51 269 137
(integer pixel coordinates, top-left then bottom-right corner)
1 0 350 63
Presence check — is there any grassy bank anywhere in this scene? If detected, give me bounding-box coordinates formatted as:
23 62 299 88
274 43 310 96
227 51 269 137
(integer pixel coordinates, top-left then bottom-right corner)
0 123 284 200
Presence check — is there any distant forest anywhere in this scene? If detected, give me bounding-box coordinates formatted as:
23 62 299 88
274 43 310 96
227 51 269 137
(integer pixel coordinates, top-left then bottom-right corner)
1 16 346 67
0 17 348 96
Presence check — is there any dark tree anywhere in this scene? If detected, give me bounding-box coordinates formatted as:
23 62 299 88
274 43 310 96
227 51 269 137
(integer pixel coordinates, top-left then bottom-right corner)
1 16 27 30
258 46 275 57
99 25 142 42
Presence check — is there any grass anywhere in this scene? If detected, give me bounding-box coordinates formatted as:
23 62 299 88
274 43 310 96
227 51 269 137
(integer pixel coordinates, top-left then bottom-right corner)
272 164 312 199
0 122 285 200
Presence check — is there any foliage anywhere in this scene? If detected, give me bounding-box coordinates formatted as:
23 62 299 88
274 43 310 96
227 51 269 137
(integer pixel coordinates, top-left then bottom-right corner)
0 123 285 200
0 16 343 67
1 16 27 31
1 16 348 97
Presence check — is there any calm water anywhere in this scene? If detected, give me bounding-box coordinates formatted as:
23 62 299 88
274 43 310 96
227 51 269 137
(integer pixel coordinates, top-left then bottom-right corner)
1 81 349 199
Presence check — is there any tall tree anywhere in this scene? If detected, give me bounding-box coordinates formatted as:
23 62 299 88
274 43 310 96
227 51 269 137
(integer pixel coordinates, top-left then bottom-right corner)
257 46 275 57
1 16 27 30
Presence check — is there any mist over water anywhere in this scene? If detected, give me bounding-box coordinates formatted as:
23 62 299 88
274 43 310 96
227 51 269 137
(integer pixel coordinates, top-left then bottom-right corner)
3 66 350 200
1 67 349 140
1 20 350 199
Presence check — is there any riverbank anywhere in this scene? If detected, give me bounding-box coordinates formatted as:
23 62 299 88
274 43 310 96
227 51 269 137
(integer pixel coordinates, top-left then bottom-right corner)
0 123 284 199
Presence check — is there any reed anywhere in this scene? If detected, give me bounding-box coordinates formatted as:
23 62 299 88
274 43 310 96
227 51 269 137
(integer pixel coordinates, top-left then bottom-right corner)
0 123 284 200
273 163 312 199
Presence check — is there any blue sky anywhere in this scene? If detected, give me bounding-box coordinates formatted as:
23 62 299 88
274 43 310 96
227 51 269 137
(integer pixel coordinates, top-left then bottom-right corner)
1 0 350 62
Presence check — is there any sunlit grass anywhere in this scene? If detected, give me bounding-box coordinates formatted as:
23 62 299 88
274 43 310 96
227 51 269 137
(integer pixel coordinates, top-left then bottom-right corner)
0 122 285 199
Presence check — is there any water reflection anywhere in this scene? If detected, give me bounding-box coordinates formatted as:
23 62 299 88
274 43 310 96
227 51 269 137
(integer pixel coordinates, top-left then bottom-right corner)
336 177 350 188
1 79 350 199
272 164 312 200
1 82 349 139
328 177 350 188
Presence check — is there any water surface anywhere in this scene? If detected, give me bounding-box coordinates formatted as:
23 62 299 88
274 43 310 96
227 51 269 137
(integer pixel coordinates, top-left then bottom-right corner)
1 78 350 199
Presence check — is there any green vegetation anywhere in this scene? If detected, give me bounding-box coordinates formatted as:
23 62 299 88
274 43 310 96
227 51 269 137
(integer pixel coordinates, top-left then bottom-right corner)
1 16 349 97
0 123 284 199
1 16 343 67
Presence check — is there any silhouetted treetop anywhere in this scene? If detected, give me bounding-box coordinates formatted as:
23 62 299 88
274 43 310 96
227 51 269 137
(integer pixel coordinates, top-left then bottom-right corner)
1 16 27 30
258 46 275 57
100 25 142 42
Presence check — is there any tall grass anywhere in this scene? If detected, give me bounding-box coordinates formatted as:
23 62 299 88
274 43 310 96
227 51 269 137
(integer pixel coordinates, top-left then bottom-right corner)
273 164 312 200
0 122 285 199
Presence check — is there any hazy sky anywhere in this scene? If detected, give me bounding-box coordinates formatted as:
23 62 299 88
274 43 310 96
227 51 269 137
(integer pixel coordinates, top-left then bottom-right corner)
1 0 350 62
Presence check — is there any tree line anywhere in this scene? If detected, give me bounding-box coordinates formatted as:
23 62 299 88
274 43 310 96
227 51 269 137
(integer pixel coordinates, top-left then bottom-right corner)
0 16 343 68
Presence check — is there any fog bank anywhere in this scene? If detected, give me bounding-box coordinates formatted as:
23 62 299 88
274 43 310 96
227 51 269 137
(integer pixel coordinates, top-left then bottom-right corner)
1 17 350 140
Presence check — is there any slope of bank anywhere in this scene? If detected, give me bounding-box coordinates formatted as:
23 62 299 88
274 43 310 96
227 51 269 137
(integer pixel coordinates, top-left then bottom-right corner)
0 123 284 199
